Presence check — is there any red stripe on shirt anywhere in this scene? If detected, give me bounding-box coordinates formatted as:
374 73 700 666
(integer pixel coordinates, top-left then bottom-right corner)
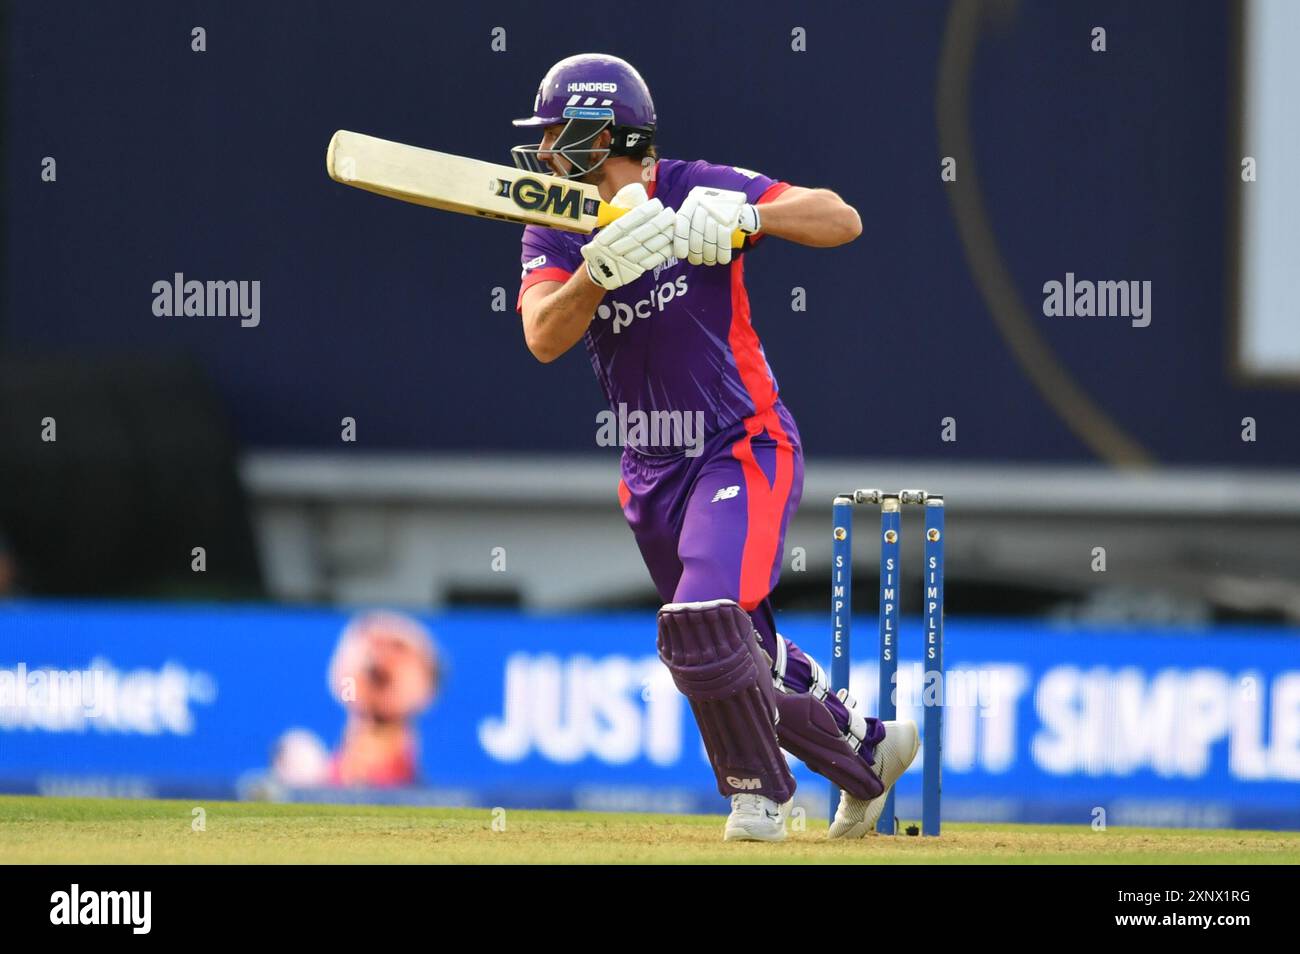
725 255 791 610
727 257 777 413
757 181 791 204
516 265 573 313
747 181 791 247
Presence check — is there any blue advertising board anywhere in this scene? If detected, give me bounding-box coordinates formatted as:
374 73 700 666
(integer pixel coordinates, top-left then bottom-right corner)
1 602 1297 829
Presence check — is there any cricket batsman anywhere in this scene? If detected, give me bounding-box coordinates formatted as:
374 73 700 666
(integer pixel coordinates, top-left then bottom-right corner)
514 53 918 841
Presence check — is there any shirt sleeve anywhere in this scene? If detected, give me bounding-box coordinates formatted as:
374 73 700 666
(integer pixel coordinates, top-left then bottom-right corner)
680 160 791 248
517 226 584 313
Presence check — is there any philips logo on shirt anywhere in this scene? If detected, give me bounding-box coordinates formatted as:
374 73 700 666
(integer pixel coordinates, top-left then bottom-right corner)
595 275 689 333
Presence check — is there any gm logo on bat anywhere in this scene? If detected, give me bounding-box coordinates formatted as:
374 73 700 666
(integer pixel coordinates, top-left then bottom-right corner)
493 176 586 221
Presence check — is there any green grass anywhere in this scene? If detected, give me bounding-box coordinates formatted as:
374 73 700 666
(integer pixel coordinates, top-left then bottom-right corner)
1 796 1297 864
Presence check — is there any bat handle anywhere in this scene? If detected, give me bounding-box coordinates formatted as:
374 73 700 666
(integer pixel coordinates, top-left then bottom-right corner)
598 204 747 249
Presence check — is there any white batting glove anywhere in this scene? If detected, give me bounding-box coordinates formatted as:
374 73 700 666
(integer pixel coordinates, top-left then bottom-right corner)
582 188 675 291
672 186 761 266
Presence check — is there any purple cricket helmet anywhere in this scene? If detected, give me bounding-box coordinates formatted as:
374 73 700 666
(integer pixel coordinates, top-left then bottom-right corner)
511 53 656 179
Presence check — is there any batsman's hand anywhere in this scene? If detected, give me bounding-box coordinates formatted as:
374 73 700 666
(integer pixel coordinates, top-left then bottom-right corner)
582 188 675 291
673 186 760 266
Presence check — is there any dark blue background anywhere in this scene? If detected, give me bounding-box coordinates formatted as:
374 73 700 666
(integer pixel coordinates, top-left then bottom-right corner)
4 0 1289 463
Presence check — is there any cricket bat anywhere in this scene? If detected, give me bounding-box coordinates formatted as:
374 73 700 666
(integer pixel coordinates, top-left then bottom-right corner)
326 130 744 246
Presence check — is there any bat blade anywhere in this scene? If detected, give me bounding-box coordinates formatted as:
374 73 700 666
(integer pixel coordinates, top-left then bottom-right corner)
325 130 744 246
326 130 603 233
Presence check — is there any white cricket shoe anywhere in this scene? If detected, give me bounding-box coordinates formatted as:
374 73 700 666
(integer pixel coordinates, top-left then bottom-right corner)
723 793 788 842
827 720 920 839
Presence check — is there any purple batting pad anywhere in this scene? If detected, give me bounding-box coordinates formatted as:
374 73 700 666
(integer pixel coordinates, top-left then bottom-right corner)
657 599 796 802
773 693 884 801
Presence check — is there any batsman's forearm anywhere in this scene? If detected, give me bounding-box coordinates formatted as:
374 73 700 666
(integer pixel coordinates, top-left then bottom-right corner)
523 269 607 363
756 188 862 247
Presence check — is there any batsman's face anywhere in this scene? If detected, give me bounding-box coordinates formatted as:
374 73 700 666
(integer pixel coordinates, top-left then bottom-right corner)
537 123 611 182
537 124 570 176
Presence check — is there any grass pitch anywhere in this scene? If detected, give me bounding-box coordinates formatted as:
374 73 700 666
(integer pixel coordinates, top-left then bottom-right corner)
2 796 1297 864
